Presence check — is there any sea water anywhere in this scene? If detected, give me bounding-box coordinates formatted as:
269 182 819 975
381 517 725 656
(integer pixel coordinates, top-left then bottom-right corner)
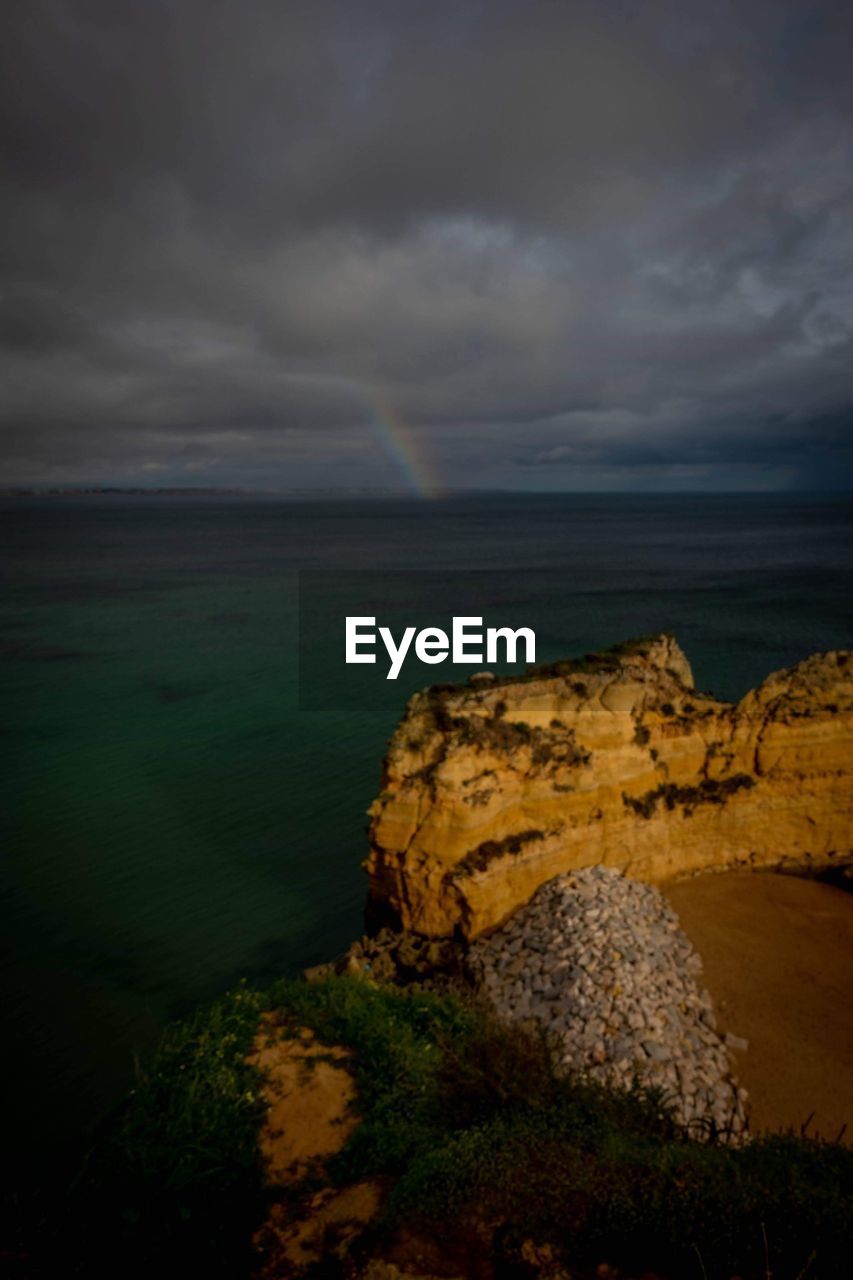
1 491 851 1165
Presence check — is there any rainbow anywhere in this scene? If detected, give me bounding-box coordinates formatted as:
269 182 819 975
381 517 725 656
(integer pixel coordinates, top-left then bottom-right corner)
279 369 443 499
357 381 443 500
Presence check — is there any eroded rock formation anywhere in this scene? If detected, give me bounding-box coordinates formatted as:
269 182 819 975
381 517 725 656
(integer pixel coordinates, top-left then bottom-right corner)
365 636 853 940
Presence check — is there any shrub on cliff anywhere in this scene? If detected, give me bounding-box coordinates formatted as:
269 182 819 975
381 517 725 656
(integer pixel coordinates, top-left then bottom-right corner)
72 976 852 1279
74 981 270 1276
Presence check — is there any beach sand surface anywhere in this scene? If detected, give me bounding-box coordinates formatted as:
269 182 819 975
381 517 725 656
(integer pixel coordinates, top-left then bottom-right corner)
663 871 853 1142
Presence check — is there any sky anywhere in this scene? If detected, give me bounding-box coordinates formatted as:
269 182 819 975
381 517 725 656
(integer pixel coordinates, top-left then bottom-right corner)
1 0 852 494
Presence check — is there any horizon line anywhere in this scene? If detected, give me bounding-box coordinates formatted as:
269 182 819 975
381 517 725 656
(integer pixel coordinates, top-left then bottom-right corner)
3 485 851 498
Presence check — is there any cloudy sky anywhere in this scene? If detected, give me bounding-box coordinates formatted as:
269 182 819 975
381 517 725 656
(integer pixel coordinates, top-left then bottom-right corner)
1 0 852 492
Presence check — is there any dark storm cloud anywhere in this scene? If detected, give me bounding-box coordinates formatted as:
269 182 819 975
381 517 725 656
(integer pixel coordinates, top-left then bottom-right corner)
1 0 851 490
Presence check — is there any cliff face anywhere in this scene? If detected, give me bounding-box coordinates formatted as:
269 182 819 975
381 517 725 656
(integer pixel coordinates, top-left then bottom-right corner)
365 636 853 940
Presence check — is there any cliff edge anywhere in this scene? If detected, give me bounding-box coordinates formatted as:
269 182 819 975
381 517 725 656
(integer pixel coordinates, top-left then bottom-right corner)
365 635 853 939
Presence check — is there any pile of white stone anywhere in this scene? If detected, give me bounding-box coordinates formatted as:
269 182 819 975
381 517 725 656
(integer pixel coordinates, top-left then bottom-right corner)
467 866 749 1140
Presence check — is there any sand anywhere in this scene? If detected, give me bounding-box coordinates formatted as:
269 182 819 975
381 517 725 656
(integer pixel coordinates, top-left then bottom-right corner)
246 1020 381 1276
246 1022 357 1182
663 871 853 1142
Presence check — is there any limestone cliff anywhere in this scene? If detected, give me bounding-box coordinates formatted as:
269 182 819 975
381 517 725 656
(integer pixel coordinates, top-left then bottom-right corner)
365 636 853 940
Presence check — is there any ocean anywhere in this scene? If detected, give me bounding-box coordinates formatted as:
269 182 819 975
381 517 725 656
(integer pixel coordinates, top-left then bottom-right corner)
1 492 851 1169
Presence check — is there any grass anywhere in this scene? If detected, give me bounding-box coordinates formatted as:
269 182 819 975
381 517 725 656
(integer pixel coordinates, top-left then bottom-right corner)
115 981 268 1192
71 981 270 1276
59 976 853 1278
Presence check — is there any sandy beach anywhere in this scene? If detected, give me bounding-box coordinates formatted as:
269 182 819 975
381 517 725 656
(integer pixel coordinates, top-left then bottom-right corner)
663 871 853 1142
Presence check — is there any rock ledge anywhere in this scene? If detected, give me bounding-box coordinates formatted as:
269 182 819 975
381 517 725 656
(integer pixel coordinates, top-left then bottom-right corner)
366 635 853 939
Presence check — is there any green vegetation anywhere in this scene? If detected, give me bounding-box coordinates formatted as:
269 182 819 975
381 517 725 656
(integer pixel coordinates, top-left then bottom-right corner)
423 634 676 701
505 633 677 686
422 703 591 770
623 774 756 819
113 983 267 1194
65 977 851 1278
448 827 548 878
72 982 270 1276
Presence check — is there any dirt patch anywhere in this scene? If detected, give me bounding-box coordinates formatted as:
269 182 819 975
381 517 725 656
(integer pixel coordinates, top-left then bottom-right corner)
663 871 853 1142
255 1180 382 1278
247 1019 380 1276
247 1021 357 1183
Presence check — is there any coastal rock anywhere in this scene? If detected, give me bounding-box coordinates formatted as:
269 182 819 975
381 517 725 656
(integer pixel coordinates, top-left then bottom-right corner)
468 867 748 1139
365 636 853 940
324 926 467 992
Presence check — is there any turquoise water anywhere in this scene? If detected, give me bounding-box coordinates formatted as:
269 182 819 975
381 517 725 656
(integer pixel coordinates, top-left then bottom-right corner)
1 492 851 1166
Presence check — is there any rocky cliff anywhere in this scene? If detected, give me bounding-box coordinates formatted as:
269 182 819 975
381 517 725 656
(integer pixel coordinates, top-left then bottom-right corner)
365 636 853 940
